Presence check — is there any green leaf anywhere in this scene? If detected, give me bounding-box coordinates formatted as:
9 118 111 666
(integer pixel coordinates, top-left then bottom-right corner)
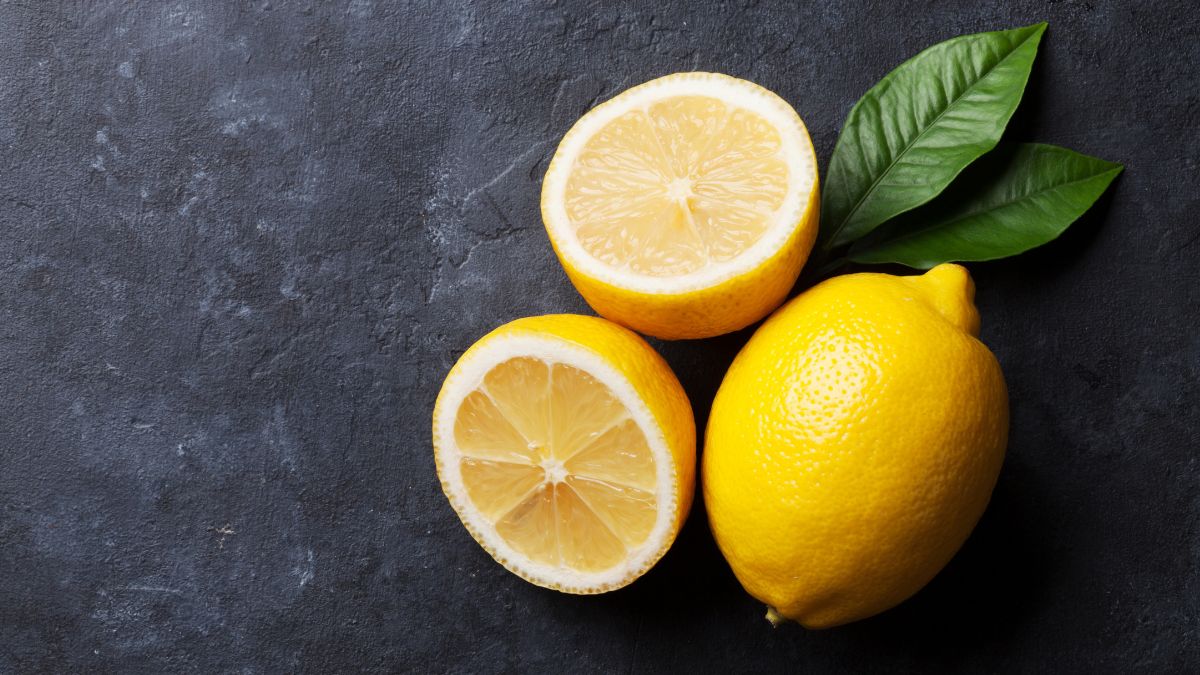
847 143 1123 268
819 22 1047 251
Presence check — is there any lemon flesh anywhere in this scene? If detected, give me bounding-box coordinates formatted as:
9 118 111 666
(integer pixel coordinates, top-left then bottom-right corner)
566 96 790 276
455 358 658 572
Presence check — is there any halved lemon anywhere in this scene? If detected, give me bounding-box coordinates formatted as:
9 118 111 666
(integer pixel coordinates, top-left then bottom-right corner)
432 314 695 593
541 72 820 340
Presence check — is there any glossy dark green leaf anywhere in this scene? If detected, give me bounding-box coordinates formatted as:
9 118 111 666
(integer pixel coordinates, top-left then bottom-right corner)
819 23 1046 251
847 143 1123 268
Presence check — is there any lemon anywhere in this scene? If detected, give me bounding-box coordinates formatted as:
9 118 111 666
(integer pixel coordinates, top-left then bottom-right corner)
433 314 695 593
702 264 1009 628
540 72 820 340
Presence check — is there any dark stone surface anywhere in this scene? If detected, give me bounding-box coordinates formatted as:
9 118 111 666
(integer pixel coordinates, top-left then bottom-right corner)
0 0 1196 671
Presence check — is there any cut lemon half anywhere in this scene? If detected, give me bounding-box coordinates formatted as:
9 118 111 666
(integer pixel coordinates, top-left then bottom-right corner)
432 314 695 593
541 72 820 340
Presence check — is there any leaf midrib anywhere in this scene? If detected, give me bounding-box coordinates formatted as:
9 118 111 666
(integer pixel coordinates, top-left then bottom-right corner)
825 27 1041 249
851 166 1121 256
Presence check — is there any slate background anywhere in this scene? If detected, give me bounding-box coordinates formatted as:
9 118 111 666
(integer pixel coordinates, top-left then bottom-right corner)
1 0 1197 672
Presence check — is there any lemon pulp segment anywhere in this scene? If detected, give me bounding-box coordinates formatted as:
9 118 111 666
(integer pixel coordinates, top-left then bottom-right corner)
453 356 658 572
564 95 790 277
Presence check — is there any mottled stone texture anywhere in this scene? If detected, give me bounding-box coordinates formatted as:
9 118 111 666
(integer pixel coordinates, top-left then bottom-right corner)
0 0 1195 672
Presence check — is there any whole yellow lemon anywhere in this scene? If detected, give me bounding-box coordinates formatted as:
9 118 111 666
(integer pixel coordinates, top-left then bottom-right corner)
702 264 1009 628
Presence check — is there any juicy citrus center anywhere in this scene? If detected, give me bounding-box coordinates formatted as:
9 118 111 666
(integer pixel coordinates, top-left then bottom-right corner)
453 356 658 572
563 95 790 277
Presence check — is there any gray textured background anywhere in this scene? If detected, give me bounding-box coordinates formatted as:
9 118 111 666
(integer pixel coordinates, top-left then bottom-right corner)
1 1 1197 672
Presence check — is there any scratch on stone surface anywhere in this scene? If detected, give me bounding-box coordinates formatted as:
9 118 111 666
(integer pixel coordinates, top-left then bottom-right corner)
451 3 476 47
337 394 361 478
447 200 526 274
459 141 547 208
1177 227 1200 252
262 401 299 472
4 195 37 211
424 142 548 302
178 195 200 216
581 86 613 117
627 614 645 674
483 192 520 234
548 74 592 129
120 585 183 596
294 549 315 587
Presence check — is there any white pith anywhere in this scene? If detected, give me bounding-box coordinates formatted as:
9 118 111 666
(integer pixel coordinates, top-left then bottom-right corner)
433 334 678 591
542 72 818 294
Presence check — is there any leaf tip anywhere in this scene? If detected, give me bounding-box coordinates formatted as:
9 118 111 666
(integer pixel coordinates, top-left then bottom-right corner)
1017 21 1049 42
1099 160 1125 182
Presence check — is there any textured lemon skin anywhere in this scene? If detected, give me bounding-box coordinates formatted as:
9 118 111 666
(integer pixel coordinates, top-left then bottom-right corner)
548 187 819 341
432 314 696 593
702 265 1008 628
540 72 821 341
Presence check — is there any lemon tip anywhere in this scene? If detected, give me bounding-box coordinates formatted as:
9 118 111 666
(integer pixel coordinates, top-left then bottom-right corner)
913 263 980 335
